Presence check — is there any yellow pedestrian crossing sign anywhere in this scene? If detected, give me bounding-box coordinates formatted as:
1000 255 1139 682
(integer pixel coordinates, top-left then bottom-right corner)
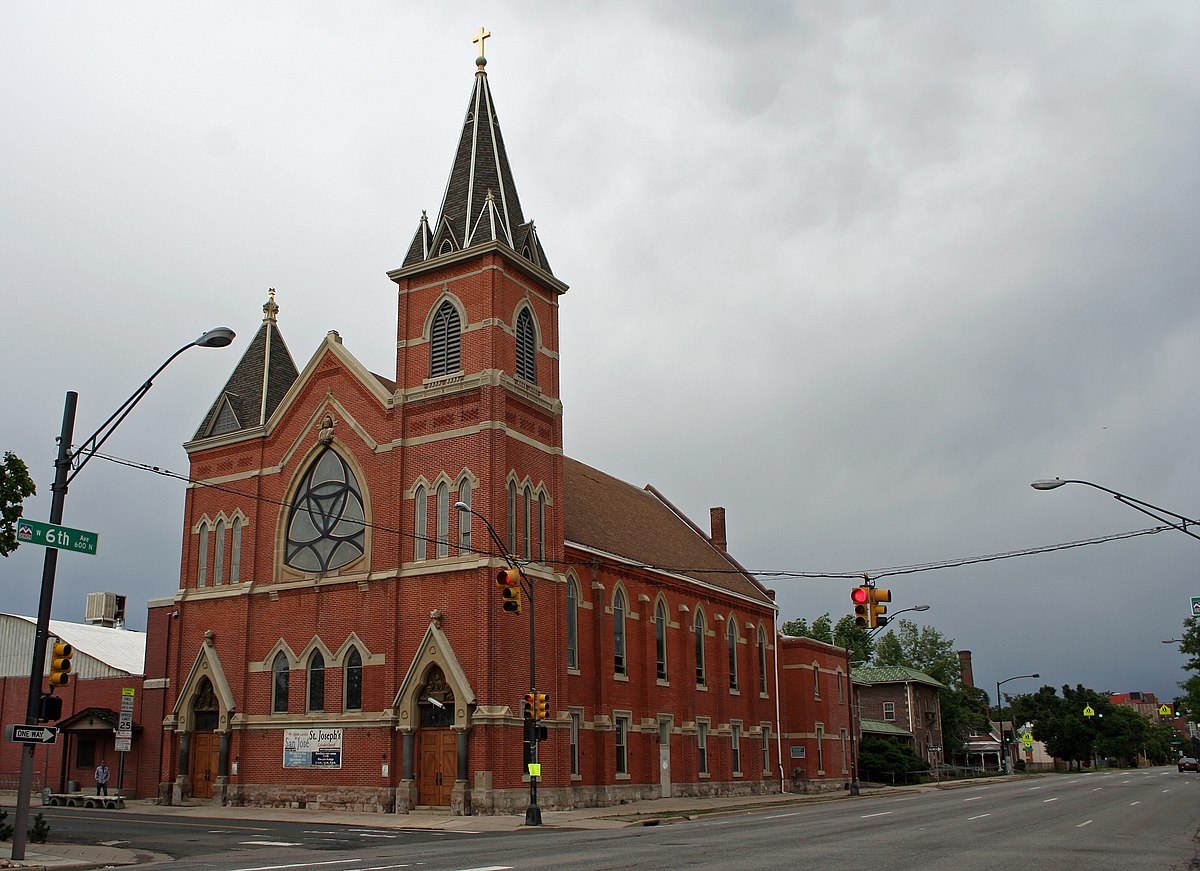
1022 733 1033 748
1160 704 1173 716
1083 705 1095 717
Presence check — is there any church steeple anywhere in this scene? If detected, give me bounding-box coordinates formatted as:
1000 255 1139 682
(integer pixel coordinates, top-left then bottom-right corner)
401 46 553 276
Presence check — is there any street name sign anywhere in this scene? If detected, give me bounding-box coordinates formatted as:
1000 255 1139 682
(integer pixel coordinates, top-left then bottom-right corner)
15 518 98 556
6 725 58 744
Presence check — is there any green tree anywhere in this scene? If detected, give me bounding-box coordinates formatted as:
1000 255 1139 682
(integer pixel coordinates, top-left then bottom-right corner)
0 452 37 556
780 613 873 664
872 619 960 686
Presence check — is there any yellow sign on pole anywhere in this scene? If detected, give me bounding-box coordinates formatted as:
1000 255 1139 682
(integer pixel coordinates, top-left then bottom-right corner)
1022 733 1033 748
527 763 541 777
1159 704 1173 716
1083 705 1095 717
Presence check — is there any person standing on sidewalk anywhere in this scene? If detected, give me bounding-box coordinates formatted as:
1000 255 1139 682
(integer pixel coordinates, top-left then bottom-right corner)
95 760 110 796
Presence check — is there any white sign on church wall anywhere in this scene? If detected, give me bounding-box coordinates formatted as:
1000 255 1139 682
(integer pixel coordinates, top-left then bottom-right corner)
283 728 343 769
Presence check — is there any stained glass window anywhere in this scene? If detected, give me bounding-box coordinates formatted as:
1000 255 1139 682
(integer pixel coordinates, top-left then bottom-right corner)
284 448 366 573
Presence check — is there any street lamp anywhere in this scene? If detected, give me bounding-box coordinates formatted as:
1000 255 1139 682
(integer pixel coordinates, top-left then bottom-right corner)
995 673 1039 775
10 327 234 861
1031 478 1200 542
454 501 542 826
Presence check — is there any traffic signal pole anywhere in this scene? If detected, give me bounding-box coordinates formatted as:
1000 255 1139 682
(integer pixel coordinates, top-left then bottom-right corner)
523 565 542 827
12 392 77 861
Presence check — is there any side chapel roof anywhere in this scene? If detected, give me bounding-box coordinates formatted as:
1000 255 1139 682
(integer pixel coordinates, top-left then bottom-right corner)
563 457 773 606
401 53 553 277
194 290 300 439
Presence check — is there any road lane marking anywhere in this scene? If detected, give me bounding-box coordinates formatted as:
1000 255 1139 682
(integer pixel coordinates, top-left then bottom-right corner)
230 861 362 871
861 812 893 818
1077 820 1093 828
968 814 991 820
1130 801 1140 806
963 796 982 802
457 867 513 871
1092 787 1103 791
1028 786 1041 790
1043 798 1058 803
764 812 804 819
241 842 304 848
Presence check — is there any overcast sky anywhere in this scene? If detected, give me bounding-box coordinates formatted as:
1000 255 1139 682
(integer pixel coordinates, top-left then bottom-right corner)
3 2 1198 706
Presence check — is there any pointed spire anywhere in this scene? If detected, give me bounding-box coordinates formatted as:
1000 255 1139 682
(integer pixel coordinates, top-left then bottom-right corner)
401 33 553 275
194 290 299 440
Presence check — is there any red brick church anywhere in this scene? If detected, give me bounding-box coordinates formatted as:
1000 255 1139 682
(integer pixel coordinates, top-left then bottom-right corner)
144 43 852 814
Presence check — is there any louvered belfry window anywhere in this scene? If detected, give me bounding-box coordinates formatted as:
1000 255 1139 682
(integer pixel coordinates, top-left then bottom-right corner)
429 301 461 377
515 307 536 383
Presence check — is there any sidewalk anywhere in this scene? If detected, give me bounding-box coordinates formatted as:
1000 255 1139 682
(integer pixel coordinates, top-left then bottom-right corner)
0 780 937 869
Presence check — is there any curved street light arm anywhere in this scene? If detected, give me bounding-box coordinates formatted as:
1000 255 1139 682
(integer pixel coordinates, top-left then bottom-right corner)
1032 478 1200 542
65 328 235 487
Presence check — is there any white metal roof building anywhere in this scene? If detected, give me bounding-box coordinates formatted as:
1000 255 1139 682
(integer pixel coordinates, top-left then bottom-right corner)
0 613 146 679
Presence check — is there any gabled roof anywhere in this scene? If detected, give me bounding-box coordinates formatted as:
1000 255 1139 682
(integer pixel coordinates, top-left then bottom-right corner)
401 56 553 278
194 290 299 439
854 665 946 690
1 613 145 676
563 457 772 605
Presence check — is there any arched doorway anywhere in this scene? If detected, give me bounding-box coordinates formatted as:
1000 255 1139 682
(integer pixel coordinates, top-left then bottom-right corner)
188 678 221 799
416 666 455 806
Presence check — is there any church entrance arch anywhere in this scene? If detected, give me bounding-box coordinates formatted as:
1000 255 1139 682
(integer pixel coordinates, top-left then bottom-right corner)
188 678 221 799
416 667 455 806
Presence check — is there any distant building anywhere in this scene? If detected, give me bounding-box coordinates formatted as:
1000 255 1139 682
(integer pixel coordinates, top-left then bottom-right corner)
0 611 159 797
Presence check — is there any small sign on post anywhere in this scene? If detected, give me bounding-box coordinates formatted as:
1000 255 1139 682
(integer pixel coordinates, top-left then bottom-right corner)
1191 596 1200 617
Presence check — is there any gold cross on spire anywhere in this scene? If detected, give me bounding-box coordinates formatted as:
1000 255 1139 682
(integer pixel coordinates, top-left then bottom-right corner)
473 26 491 57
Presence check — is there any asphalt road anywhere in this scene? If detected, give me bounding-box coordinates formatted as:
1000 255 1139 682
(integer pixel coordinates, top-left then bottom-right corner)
34 767 1200 870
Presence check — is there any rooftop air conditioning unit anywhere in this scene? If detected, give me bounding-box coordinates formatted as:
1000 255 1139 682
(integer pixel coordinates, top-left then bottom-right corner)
84 592 127 628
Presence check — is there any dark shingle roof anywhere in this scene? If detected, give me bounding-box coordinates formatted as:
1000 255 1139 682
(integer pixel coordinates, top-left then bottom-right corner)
194 299 299 439
402 58 552 276
563 457 771 604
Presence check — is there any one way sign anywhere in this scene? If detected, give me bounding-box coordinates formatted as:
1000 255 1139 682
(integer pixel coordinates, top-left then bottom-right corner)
6 724 58 744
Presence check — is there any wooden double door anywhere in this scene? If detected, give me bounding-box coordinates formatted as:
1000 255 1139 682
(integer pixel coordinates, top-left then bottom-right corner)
417 728 456 806
189 732 221 799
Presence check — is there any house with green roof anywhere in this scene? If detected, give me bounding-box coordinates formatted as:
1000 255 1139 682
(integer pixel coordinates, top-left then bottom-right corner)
854 666 945 772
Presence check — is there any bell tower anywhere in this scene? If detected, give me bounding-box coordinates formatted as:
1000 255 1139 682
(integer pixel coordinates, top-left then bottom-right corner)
386 44 567 581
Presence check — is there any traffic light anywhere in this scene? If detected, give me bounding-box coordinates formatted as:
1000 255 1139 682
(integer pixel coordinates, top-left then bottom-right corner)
523 692 536 720
535 692 550 721
39 694 63 722
496 567 523 615
852 586 870 627
47 641 74 687
869 587 891 628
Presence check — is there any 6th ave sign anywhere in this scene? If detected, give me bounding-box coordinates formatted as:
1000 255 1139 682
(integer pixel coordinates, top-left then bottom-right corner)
15 518 98 556
5 725 58 745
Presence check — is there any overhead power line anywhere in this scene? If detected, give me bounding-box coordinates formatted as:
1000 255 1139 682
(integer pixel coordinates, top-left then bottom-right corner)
92 450 1174 583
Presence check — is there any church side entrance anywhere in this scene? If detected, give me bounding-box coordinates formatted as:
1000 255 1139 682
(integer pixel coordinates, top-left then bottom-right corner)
188 678 221 799
415 667 456 807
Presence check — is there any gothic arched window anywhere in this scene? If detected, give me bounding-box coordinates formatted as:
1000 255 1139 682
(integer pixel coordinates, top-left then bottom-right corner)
284 447 366 573
515 307 536 383
655 599 668 681
613 589 627 676
728 618 739 691
345 648 363 711
213 520 226 585
429 300 461 377
272 652 290 714
308 651 325 712
458 481 472 554
694 609 707 687
566 577 579 670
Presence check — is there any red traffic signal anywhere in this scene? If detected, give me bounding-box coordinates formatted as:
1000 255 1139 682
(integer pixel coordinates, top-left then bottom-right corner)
522 692 536 720
496 568 523 615
852 586 870 627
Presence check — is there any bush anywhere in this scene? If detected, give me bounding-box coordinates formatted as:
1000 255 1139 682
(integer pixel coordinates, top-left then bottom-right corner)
858 737 931 785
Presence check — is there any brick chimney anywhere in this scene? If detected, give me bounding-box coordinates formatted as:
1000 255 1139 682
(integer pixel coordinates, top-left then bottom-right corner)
710 507 727 553
958 650 975 687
